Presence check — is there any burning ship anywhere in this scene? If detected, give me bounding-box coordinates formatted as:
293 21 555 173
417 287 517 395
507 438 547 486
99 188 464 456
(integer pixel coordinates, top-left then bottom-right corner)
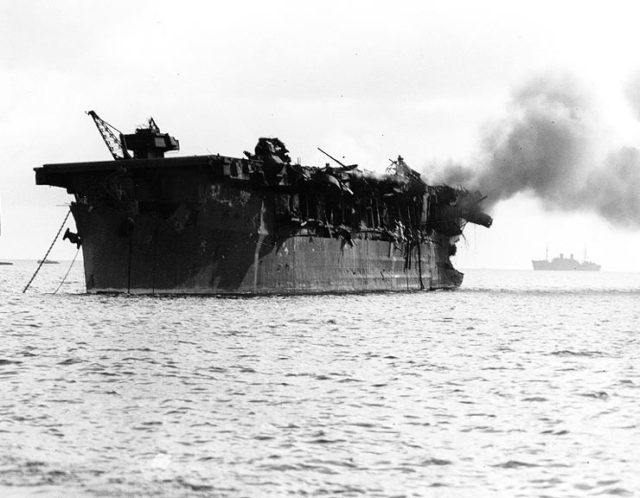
34 112 492 295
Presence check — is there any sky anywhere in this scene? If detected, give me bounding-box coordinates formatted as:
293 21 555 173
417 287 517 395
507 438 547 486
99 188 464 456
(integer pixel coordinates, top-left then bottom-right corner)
2 0 640 270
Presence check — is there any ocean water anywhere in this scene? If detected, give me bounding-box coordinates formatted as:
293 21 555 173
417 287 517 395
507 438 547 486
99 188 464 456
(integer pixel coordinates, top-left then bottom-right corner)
1 261 640 497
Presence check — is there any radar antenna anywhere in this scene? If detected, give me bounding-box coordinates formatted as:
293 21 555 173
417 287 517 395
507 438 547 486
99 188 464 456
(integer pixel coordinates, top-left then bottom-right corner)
86 110 131 160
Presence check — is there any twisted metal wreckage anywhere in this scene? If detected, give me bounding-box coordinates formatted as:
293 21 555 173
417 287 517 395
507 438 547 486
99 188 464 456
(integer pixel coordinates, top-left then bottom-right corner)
35 112 492 294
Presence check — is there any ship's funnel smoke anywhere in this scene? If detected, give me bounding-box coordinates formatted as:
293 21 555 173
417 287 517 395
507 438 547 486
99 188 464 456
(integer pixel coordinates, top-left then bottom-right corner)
431 74 640 227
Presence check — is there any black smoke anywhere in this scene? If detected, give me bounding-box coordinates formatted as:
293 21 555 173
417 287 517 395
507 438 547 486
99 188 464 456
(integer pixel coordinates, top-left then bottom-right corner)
430 74 640 228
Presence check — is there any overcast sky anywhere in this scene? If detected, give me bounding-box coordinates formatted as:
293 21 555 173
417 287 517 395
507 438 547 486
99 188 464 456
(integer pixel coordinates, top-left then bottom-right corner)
3 0 640 270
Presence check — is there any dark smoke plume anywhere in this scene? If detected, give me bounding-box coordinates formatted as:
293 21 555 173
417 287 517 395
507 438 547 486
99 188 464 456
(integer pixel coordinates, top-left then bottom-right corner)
430 74 640 227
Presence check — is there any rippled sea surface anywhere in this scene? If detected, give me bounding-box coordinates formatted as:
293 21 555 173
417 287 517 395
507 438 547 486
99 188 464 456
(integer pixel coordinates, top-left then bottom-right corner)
2 261 640 497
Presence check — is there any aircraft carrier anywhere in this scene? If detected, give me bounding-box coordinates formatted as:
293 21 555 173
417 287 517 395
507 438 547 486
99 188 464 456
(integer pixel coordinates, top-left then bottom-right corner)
34 112 492 294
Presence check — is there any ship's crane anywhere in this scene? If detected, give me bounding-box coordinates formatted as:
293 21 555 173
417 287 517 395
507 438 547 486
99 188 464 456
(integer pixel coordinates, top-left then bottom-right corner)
86 110 180 160
86 110 131 160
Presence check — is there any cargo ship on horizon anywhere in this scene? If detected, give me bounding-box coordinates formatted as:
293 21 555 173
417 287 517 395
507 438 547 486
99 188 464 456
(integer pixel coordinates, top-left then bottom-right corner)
34 111 492 295
532 252 601 272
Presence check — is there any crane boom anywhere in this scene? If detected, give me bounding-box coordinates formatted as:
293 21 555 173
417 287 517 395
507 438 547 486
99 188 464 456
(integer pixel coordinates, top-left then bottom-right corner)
86 110 131 160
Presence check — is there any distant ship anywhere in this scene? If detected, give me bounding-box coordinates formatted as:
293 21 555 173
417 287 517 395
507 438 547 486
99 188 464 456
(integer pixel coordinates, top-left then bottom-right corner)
37 259 59 265
532 252 601 271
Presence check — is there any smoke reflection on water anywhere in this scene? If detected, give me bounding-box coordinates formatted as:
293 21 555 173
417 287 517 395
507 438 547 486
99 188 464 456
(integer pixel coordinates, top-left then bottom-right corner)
1 261 640 497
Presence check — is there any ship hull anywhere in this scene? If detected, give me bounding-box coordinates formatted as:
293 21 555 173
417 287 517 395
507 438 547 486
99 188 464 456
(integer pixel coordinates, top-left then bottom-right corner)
72 201 462 295
35 149 489 296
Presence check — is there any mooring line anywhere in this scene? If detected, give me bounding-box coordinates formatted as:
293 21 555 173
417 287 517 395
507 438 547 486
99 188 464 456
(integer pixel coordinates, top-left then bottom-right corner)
23 208 71 293
52 245 81 294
